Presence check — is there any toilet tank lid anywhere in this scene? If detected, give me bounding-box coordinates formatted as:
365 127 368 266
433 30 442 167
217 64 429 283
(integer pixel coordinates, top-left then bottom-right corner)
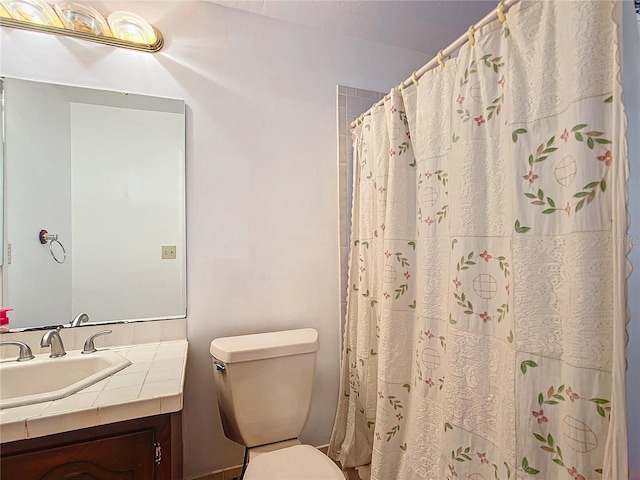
210 328 319 364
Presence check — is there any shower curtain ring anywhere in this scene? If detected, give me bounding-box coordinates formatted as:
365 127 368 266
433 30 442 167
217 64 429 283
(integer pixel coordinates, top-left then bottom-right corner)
398 81 406 91
437 50 446 69
411 71 419 87
467 25 476 46
497 1 506 23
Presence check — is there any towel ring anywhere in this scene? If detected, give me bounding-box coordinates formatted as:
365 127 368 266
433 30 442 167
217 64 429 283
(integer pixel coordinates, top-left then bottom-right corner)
39 229 67 264
49 239 66 264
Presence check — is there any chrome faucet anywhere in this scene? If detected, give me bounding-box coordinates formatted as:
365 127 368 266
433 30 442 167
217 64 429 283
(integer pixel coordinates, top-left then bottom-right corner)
0 341 35 362
41 328 66 358
70 312 89 327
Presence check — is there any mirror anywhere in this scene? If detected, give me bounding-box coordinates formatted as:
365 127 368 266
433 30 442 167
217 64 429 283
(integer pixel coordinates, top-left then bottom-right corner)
1 77 186 330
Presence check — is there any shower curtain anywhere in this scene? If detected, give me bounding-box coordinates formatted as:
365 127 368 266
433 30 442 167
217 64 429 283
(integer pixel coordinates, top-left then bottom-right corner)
328 2 630 480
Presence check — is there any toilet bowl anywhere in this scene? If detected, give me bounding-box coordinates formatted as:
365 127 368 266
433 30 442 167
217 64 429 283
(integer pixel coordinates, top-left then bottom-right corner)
245 444 343 479
210 328 343 480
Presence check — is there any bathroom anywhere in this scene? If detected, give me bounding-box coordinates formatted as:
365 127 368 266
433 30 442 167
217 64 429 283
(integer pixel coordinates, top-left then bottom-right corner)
0 1 639 479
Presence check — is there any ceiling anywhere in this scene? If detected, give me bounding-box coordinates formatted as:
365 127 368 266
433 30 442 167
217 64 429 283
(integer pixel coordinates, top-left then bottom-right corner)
207 0 498 55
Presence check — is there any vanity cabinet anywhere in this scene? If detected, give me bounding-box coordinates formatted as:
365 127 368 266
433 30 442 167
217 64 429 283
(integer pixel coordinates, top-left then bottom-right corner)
0 412 182 480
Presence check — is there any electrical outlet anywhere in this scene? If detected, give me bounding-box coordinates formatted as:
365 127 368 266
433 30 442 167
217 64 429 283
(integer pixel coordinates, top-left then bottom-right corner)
161 245 176 259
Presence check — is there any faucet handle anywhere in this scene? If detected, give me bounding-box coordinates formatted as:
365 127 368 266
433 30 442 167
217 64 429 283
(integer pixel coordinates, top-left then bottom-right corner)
82 330 112 354
0 341 35 362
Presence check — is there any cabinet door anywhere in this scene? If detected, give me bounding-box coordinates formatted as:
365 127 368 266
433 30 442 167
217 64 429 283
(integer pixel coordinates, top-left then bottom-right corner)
1 429 155 480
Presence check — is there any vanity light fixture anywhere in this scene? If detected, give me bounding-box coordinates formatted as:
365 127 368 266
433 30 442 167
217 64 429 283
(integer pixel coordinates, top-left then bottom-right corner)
107 11 157 45
54 1 111 37
2 0 62 27
0 0 163 52
0 3 11 18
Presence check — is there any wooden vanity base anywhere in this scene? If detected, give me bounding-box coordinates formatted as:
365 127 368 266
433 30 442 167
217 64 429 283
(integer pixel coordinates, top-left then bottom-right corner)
1 412 182 480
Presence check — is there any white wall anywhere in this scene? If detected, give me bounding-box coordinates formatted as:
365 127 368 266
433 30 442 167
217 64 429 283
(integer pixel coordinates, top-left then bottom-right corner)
4 79 72 327
70 103 186 322
0 2 428 477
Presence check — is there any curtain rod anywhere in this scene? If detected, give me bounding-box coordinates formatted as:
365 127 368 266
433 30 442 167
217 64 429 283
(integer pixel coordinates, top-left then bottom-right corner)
351 0 521 127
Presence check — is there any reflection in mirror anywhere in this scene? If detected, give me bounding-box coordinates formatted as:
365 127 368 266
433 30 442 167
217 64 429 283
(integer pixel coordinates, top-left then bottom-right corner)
0 78 4 267
2 78 186 330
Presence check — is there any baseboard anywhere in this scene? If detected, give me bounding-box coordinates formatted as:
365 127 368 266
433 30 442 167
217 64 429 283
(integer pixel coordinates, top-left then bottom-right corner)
187 464 242 480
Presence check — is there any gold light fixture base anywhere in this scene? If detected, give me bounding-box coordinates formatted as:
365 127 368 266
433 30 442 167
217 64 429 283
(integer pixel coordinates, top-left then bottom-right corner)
0 16 163 52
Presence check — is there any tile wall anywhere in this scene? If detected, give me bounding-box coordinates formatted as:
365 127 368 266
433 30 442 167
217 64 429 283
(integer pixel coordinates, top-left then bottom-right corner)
0 318 186 360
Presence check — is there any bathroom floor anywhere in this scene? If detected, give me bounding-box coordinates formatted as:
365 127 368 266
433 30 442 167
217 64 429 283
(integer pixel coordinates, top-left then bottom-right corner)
333 458 363 480
343 468 360 480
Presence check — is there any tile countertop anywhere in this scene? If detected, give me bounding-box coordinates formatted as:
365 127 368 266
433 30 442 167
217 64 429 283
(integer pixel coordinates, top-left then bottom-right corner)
0 340 188 444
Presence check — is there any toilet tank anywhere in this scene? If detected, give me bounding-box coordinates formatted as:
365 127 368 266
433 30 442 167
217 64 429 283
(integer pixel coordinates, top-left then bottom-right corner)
210 328 319 448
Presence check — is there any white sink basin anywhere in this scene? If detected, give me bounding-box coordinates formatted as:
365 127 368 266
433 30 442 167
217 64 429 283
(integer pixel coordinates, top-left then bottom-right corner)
0 350 131 409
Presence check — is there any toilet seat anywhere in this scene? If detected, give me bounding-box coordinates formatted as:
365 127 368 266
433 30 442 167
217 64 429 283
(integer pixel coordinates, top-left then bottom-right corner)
244 444 344 479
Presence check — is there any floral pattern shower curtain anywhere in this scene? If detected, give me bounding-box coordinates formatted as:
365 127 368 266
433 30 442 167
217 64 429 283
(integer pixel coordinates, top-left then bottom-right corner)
329 2 629 479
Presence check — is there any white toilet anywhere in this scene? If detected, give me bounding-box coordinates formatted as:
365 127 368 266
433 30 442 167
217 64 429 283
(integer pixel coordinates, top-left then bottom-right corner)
209 328 344 480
